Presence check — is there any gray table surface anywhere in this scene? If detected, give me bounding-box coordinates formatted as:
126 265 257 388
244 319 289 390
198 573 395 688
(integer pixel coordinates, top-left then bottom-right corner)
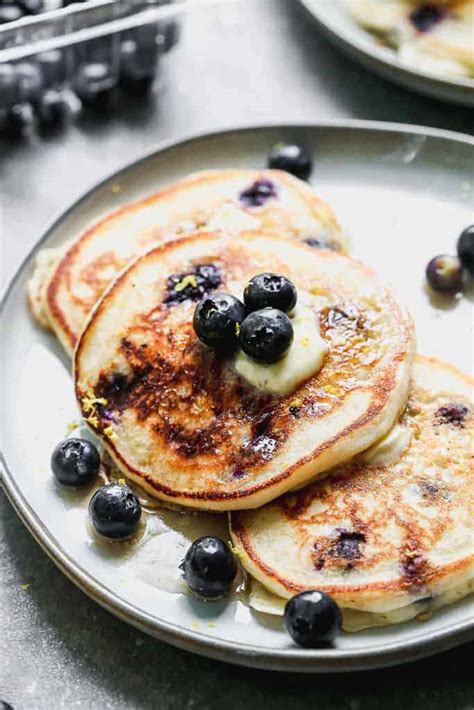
1 1 473 708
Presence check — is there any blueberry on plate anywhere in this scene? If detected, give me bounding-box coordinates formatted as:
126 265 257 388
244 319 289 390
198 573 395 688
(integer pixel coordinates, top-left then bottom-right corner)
267 143 312 181
193 292 245 351
180 536 237 599
51 438 100 486
284 590 342 647
89 483 141 539
244 273 297 314
426 254 463 294
240 308 293 363
457 225 474 276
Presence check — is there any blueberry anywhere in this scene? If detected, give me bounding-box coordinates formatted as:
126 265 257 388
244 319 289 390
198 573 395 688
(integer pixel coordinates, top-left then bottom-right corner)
119 73 155 95
457 225 474 276
0 5 24 23
75 62 116 109
193 292 245 351
89 483 141 539
180 536 237 599
284 590 342 647
239 178 277 207
244 273 297 314
18 0 44 14
267 143 312 181
51 438 100 486
426 254 463 294
240 308 293 363
409 4 446 33
3 102 35 138
35 89 70 128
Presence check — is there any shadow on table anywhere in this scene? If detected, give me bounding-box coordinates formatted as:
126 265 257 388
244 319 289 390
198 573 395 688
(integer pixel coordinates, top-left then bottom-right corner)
1 491 473 710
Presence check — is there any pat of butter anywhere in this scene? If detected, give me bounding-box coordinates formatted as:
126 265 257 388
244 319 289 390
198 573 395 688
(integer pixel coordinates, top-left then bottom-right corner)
207 202 261 232
359 424 411 466
234 305 329 396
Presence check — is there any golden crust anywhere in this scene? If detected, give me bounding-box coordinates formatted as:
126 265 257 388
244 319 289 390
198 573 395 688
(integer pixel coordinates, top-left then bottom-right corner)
74 230 414 511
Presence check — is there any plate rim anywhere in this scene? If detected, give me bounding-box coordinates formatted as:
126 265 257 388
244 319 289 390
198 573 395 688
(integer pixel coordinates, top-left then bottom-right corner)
298 0 474 105
1 120 474 673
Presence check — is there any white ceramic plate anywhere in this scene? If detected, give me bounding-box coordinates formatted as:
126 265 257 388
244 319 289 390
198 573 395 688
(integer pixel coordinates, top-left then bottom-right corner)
1 122 473 673
299 0 474 107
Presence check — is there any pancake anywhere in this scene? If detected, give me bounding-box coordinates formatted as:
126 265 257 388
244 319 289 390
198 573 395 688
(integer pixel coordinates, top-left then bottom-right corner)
28 168 344 355
230 356 474 625
345 0 474 78
74 230 414 511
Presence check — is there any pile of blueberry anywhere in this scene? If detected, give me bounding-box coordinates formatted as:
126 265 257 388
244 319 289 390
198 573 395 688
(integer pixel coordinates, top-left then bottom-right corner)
51 436 341 647
193 272 298 364
426 225 474 294
0 2 178 137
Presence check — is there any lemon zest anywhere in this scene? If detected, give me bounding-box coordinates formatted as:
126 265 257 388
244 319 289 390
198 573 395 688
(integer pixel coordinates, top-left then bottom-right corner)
21 583 30 590
235 322 241 336
84 413 99 428
174 274 197 292
207 622 216 628
104 425 118 442
229 544 245 562
300 336 309 347
66 420 79 433
118 478 126 486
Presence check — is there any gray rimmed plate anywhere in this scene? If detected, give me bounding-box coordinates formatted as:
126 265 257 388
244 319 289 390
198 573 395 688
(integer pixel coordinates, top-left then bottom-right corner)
1 122 473 673
299 0 474 107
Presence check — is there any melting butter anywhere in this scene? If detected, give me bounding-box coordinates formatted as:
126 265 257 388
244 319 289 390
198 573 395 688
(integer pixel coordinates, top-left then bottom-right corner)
234 304 329 396
359 423 411 466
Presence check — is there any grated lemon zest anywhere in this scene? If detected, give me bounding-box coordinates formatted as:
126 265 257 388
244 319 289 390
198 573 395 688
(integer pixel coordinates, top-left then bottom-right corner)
84 414 99 428
174 274 197 292
21 583 30 590
104 425 118 442
235 322 241 336
66 420 79 433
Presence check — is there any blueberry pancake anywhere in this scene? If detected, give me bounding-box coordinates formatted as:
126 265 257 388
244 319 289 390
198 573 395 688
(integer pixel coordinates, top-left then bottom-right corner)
230 356 473 627
346 0 474 78
74 230 414 511
28 169 344 355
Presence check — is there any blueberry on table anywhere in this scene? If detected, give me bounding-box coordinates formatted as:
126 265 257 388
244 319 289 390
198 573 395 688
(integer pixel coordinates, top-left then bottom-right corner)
284 590 342 647
457 225 474 276
240 308 293 363
267 143 312 181
180 537 237 599
193 292 245 351
51 438 100 486
244 273 297 314
426 254 463 294
89 483 141 539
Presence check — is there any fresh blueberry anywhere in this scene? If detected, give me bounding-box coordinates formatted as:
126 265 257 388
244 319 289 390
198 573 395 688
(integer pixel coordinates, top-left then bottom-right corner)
267 143 312 180
244 273 297 314
3 103 35 138
426 254 463 294
457 225 474 276
180 536 237 599
284 590 342 647
409 4 446 33
51 438 100 486
239 178 277 207
89 483 141 539
193 292 245 351
0 5 24 23
75 62 116 109
18 0 44 14
35 89 70 128
119 73 155 95
240 308 293 363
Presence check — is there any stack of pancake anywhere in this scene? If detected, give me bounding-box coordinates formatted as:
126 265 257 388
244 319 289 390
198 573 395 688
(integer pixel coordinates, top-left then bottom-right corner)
28 168 473 631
